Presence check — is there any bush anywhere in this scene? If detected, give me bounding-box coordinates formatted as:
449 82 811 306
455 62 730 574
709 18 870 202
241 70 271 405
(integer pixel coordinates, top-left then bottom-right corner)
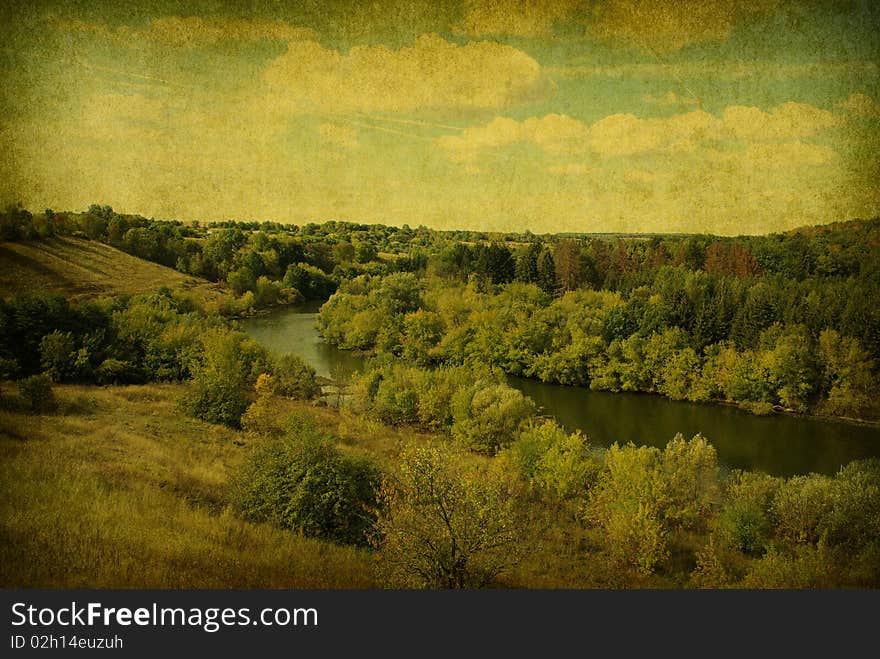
231 432 382 546
739 400 774 416
583 435 722 575
502 420 598 499
18 374 55 413
771 474 835 545
372 446 525 588
240 376 285 437
179 330 270 428
179 374 249 428
715 499 771 556
715 470 780 555
39 330 77 381
270 354 319 399
451 382 536 454
583 443 670 575
95 358 130 385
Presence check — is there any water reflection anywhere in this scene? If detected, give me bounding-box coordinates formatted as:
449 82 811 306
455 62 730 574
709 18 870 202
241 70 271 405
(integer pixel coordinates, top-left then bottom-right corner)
242 306 880 476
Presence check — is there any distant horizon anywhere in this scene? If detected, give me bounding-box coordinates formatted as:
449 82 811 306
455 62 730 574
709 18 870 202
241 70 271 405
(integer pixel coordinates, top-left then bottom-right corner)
2 0 878 235
9 202 878 240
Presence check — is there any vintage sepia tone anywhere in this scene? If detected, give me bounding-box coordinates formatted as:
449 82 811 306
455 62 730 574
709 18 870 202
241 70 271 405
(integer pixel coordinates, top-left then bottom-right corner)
0 1 878 589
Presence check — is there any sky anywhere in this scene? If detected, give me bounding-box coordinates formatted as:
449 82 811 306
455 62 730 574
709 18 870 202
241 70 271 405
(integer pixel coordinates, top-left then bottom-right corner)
1 0 878 235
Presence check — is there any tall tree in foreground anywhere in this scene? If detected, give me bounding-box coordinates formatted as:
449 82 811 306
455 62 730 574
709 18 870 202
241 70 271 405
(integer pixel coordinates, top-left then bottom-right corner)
372 447 526 588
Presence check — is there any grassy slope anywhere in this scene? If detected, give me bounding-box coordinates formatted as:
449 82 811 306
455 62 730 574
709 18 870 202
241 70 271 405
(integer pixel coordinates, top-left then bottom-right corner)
0 384 375 588
0 381 662 589
0 237 229 306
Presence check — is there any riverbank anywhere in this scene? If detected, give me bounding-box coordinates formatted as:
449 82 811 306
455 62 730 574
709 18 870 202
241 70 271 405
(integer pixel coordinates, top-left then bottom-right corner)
242 306 880 476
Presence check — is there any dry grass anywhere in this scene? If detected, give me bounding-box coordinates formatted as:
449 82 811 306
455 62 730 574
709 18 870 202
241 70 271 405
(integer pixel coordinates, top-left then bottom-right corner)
0 381 686 589
0 383 375 588
0 237 230 306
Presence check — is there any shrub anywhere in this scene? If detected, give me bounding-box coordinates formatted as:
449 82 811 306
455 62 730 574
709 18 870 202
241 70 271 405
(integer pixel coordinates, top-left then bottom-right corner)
270 354 319 399
715 470 780 555
502 420 598 499
179 330 270 428
95 358 130 385
18 374 55 413
771 473 835 545
583 435 722 575
372 446 525 588
740 400 774 416
179 374 249 429
39 330 77 381
231 432 381 546
583 443 670 575
715 499 772 556
451 382 536 454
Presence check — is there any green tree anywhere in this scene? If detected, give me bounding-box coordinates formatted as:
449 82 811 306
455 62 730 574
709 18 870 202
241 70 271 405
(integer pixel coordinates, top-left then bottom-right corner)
232 431 381 546
179 330 268 428
554 239 585 292
18 373 55 412
502 420 598 499
354 240 378 263
451 382 536 454
536 249 557 294
39 330 77 381
270 354 319 399
817 329 876 416
401 310 445 366
584 443 670 575
372 447 525 588
514 243 541 283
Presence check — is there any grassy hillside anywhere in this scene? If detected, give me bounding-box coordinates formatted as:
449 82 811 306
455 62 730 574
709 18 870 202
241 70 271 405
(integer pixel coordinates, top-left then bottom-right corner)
0 381 609 589
0 237 229 305
0 383 377 588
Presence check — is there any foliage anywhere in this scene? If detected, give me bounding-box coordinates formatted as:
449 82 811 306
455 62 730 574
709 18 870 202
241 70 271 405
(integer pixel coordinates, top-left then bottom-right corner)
372 446 525 588
450 382 536 454
270 354 319 399
231 430 382 547
178 330 268 428
714 470 781 555
500 420 599 499
17 373 55 413
584 435 721 575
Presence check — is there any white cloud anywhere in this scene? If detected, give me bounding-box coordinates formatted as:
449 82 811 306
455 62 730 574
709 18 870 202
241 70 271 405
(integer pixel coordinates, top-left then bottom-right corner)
837 92 880 117
435 113 589 162
263 33 552 114
741 141 839 168
722 102 842 142
436 100 844 164
588 109 723 156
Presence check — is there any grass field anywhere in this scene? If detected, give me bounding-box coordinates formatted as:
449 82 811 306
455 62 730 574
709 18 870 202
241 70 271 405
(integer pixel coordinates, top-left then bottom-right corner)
0 237 229 306
0 383 377 588
0 380 671 589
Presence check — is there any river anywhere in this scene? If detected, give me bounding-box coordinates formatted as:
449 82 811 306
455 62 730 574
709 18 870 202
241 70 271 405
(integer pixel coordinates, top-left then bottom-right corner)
240 304 880 477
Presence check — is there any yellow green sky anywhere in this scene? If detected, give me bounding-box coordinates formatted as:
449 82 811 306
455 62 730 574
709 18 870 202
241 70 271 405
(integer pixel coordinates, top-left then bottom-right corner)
1 0 878 234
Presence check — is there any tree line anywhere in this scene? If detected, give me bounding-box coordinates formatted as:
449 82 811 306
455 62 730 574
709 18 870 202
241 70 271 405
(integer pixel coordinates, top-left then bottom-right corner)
2 287 878 588
317 219 879 420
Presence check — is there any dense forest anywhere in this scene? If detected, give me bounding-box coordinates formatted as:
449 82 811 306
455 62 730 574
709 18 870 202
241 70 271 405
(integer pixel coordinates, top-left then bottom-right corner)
1 204 879 589
4 203 877 419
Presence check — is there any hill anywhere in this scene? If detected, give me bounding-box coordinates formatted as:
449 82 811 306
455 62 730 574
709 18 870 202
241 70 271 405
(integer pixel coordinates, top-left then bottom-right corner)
0 237 230 305
0 383 375 588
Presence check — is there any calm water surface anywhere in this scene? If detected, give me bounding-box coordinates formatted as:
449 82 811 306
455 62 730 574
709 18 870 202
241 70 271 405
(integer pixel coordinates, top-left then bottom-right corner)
241 305 880 477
